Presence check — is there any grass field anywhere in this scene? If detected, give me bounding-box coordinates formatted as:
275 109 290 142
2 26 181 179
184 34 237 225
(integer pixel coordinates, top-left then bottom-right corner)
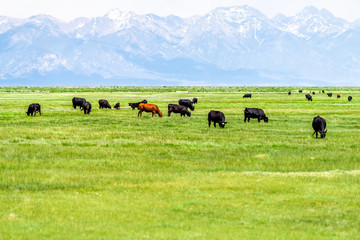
0 87 360 239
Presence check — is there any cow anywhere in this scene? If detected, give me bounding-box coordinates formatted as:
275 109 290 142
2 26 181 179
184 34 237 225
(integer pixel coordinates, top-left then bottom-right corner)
312 115 327 139
327 93 332 97
299 90 303 93
306 94 312 101
208 110 227 128
244 108 268 123
26 103 41 117
72 97 86 110
288 92 291 95
312 92 316 95
348 96 353 101
178 99 195 111
168 104 191 117
243 94 252 98
337 94 341 98
192 98 198 104
322 90 325 93
129 100 147 110
138 103 163 117
82 102 92 114
98 99 111 109
114 102 120 109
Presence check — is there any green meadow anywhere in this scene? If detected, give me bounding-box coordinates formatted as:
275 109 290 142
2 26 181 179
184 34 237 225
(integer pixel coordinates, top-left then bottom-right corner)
0 87 359 239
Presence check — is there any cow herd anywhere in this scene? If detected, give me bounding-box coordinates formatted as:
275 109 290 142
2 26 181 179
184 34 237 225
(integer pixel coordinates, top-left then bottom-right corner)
298 90 353 102
24 90 356 139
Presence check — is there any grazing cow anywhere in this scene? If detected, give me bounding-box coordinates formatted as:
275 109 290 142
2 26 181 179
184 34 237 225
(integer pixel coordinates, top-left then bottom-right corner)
168 104 191 117
26 103 41 117
312 115 327 139
312 92 316 95
114 102 120 109
337 94 341 98
243 94 252 98
208 110 227 128
138 103 163 117
192 98 198 104
178 99 195 111
82 102 91 114
128 100 147 110
327 93 333 97
98 99 111 109
322 90 325 93
348 96 353 101
306 94 313 101
299 90 303 93
288 92 291 95
244 108 268 123
72 97 86 109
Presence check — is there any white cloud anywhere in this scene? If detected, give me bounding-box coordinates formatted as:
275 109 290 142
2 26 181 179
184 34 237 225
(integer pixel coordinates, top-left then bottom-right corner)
0 0 359 21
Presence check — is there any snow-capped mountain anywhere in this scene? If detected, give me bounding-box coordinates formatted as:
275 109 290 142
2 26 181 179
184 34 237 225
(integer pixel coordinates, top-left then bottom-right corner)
0 5 360 86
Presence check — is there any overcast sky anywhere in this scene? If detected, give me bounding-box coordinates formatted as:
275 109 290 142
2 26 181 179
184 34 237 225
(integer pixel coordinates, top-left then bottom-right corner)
0 0 359 22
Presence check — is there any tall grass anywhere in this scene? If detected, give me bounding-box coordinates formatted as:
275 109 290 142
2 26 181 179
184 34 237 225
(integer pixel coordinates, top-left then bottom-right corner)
0 88 359 239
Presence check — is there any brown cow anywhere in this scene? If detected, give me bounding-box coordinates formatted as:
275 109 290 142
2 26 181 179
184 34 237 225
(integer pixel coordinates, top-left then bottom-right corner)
114 102 120 109
138 103 163 117
337 94 341 98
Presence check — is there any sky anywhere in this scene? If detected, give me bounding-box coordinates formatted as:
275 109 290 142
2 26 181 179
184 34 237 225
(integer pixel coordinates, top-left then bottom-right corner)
0 0 360 22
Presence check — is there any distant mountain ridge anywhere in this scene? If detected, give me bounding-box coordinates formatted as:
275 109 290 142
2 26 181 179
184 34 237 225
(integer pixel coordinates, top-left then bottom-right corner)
1 5 360 86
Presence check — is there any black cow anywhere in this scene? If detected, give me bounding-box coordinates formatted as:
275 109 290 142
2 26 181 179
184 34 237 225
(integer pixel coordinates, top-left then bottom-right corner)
208 110 227 128
312 92 316 95
348 96 352 101
244 108 268 123
312 115 327 139
72 97 86 109
288 92 291 95
243 94 252 98
26 103 41 117
128 100 147 110
99 99 111 109
299 90 303 93
168 104 191 117
327 93 332 97
178 99 195 111
322 90 325 93
192 98 198 104
306 94 312 101
82 102 92 114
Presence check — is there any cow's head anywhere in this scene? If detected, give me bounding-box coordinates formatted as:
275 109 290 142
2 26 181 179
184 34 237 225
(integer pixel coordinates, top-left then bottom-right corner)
320 130 327 139
26 111 30 116
264 117 269 123
219 121 228 128
189 104 195 111
186 110 191 117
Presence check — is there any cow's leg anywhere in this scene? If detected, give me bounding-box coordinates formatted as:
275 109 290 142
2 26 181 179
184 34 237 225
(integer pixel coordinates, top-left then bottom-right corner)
316 132 318 138
247 117 250 122
138 110 142 117
214 122 216 128
39 110 41 116
244 115 247 122
208 120 211 127
168 111 171 117
258 117 261 123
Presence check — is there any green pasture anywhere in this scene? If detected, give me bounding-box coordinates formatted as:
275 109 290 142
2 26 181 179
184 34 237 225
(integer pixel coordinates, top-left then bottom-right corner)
0 87 359 239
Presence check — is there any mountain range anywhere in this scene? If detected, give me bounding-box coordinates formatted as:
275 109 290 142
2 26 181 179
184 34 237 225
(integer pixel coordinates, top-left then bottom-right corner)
1 5 360 86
